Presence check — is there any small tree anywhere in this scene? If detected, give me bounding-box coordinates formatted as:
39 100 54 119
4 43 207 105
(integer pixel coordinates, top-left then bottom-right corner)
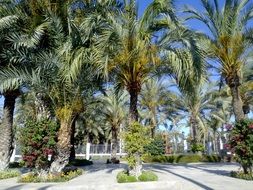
123 122 150 177
19 119 58 171
228 119 253 174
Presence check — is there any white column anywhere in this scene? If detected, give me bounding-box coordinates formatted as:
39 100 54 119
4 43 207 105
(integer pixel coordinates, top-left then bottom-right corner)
119 139 122 155
183 139 188 153
220 138 223 150
10 144 16 162
208 141 212 155
86 143 91 160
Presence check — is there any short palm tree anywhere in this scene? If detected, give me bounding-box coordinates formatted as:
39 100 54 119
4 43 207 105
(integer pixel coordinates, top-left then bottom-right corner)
99 90 127 162
169 83 217 144
140 78 167 138
184 0 253 121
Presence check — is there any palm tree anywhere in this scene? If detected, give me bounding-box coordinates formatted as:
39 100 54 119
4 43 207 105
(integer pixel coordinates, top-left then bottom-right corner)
140 78 167 138
0 1 22 170
169 82 217 144
97 0 179 123
184 0 253 121
0 0 50 170
99 90 127 162
207 89 233 153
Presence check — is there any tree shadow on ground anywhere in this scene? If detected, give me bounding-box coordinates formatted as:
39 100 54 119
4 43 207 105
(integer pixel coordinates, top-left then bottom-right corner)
182 164 233 176
4 184 55 190
37 185 54 190
148 164 214 190
81 162 127 174
4 185 24 190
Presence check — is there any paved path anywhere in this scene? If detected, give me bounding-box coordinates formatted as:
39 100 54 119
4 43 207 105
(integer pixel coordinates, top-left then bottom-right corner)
1 162 253 190
145 163 253 190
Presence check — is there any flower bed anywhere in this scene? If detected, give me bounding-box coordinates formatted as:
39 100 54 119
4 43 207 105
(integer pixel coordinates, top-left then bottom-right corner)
0 169 20 180
18 168 83 183
231 171 253 180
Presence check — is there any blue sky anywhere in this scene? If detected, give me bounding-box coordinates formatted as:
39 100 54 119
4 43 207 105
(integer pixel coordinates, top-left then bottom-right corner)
138 0 211 32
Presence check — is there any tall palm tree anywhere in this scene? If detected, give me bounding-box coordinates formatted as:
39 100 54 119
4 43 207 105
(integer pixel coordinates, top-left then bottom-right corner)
0 0 50 170
0 1 22 171
97 0 179 123
0 1 110 172
99 90 127 162
184 0 253 121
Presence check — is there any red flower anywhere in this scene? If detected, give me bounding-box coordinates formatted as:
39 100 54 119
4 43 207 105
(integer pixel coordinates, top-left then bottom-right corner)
248 124 253 129
225 124 233 130
224 144 231 149
43 148 54 155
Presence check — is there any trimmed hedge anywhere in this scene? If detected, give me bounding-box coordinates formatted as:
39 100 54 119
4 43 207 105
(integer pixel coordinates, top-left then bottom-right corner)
143 154 221 164
202 155 221 162
144 139 165 156
117 171 158 183
68 159 93 166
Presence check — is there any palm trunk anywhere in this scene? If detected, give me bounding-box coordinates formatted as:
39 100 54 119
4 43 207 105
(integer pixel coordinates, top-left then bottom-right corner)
0 91 19 170
228 80 244 121
128 87 142 176
111 127 118 162
190 116 198 143
70 116 77 161
151 109 156 138
50 120 72 174
213 132 217 154
151 126 155 139
129 89 138 123
242 164 249 174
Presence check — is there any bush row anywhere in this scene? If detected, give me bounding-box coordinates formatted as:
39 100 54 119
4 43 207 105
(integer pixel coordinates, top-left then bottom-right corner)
68 159 93 166
143 154 221 164
18 169 83 183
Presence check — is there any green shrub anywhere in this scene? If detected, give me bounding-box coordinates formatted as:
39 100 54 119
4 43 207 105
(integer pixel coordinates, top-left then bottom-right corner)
117 171 138 183
9 162 24 168
138 171 158 182
231 171 253 180
0 169 20 180
228 119 253 174
18 169 83 183
19 118 59 170
144 139 165 156
68 159 93 166
191 143 204 153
